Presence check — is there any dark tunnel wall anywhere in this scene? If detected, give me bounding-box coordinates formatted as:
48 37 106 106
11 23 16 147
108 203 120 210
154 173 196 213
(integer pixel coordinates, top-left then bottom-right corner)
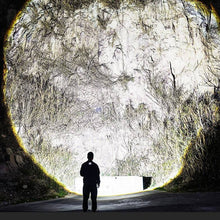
0 0 220 205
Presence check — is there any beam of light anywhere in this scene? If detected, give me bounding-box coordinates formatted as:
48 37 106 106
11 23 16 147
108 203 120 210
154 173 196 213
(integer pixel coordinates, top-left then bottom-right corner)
3 0 220 196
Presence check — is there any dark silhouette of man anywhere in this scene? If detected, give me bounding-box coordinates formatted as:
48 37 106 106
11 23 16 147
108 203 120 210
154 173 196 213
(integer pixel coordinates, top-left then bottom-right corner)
80 152 100 212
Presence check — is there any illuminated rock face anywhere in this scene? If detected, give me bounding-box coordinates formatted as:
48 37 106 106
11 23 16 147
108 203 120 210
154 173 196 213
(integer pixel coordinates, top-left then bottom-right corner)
4 0 220 193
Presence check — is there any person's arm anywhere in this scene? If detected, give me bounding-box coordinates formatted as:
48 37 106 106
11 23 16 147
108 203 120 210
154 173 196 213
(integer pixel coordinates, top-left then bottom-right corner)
96 165 100 187
80 164 85 177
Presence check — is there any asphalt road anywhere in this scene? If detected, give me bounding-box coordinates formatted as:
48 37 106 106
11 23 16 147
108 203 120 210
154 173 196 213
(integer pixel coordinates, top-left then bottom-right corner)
1 190 220 212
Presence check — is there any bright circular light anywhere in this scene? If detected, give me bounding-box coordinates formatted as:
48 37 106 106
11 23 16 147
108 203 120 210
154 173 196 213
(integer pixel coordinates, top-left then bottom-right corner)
4 0 220 196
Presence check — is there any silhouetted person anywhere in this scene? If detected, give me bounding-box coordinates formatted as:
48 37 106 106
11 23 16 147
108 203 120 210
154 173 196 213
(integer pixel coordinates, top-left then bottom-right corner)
80 152 100 212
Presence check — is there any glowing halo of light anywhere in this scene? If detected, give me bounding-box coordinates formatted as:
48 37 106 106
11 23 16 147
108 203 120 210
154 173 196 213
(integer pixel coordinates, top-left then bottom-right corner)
3 0 220 196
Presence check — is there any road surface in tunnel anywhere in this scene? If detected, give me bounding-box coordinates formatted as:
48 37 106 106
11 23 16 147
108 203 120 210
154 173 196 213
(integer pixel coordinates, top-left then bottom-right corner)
1 190 220 212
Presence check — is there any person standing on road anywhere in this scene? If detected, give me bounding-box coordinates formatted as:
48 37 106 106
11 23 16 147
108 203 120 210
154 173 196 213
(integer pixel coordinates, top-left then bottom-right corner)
80 152 100 212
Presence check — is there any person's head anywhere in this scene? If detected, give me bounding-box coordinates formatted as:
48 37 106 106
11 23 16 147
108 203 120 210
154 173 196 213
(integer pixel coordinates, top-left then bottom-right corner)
87 152 94 161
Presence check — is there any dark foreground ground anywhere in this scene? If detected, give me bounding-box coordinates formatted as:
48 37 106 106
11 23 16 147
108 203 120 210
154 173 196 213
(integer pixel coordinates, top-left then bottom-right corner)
0 190 220 212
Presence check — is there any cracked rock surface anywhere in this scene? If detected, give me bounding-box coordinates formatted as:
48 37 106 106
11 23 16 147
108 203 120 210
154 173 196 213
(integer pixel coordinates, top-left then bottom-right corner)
4 0 220 191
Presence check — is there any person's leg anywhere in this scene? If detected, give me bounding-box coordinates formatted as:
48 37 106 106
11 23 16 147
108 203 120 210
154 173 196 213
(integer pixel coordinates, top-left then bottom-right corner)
91 185 98 212
82 184 90 212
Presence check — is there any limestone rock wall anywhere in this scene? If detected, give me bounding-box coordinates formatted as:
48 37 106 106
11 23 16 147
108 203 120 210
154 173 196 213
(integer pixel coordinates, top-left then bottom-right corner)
4 0 220 192
0 0 68 206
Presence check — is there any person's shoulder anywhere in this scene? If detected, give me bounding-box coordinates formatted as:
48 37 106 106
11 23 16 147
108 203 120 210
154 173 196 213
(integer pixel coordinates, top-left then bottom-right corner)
92 161 99 167
82 161 88 166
